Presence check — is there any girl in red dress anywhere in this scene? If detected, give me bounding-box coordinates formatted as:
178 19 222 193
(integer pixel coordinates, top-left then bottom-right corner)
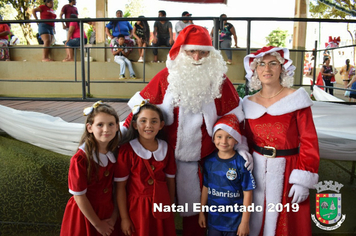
60 101 122 236
116 101 177 236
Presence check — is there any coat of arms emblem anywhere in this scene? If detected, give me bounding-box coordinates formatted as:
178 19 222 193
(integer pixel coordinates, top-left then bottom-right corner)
311 180 346 231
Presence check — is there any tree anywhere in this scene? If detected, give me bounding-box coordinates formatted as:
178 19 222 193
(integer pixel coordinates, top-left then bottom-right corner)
265 28 288 47
0 0 58 45
309 0 356 63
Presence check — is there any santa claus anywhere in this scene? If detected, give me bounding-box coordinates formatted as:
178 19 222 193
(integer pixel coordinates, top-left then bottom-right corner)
122 25 252 236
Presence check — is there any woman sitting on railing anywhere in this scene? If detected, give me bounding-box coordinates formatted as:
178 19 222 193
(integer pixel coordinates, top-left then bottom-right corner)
63 14 87 62
32 0 56 62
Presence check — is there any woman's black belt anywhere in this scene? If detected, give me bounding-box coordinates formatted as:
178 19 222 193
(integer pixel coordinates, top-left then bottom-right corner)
253 144 299 158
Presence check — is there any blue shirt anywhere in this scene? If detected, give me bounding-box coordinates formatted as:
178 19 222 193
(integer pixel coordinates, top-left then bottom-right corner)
106 20 133 37
203 151 256 232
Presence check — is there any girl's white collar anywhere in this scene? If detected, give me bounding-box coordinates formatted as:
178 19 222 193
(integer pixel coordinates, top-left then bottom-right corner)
79 143 116 167
129 138 167 161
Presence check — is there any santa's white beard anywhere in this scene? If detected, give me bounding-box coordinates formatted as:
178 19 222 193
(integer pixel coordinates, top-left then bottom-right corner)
166 50 227 113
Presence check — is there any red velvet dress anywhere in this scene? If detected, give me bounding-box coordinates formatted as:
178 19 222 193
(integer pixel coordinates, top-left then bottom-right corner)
242 88 320 236
60 146 121 236
116 138 177 236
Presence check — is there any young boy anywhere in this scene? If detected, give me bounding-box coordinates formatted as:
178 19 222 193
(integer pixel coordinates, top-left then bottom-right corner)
112 34 136 79
199 114 255 236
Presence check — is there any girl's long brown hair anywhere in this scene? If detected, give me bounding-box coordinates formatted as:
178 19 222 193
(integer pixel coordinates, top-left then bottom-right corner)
79 104 121 181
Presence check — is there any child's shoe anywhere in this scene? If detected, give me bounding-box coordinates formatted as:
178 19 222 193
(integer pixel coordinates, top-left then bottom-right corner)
138 57 144 63
130 75 137 79
119 75 125 80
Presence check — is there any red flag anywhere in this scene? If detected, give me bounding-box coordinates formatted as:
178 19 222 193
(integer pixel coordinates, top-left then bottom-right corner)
159 0 227 3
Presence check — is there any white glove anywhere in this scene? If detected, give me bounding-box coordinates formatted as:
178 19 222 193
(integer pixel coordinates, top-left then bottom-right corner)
237 149 253 171
288 184 309 204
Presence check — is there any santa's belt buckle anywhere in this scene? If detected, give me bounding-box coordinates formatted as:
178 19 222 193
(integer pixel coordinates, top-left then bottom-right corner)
263 146 276 158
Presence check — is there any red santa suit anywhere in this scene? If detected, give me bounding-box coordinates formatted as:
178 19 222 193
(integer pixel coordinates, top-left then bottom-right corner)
242 46 320 236
122 26 251 236
123 67 244 214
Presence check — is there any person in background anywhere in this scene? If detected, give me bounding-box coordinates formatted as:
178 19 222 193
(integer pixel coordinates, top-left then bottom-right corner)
175 11 193 39
132 16 150 63
199 115 255 236
346 74 356 102
60 0 78 36
112 34 136 80
63 14 87 62
116 102 176 236
320 57 336 95
106 10 135 50
152 10 174 63
339 59 354 89
60 101 122 236
210 14 238 65
32 0 56 62
0 15 11 61
242 46 319 236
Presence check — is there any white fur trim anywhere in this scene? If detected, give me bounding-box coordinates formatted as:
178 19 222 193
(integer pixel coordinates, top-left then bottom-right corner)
289 169 319 189
175 106 203 162
202 101 218 137
213 123 242 144
158 89 174 125
249 153 266 236
227 98 245 122
249 152 286 236
243 88 313 119
264 156 286 236
128 91 144 109
176 160 201 216
181 45 214 51
244 47 292 81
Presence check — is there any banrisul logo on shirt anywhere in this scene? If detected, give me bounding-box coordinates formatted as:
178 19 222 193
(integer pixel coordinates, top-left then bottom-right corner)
226 168 237 180
311 180 346 231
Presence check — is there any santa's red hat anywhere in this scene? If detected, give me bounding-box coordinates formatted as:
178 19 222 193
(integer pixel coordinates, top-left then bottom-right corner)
169 25 214 60
213 114 242 144
243 46 294 81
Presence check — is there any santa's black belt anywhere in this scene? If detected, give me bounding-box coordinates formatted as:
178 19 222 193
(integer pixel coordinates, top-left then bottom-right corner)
253 144 299 158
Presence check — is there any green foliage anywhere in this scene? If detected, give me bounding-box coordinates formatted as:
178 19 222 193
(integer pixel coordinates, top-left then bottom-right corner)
236 84 259 98
0 0 58 44
309 0 354 18
265 28 288 47
0 133 70 235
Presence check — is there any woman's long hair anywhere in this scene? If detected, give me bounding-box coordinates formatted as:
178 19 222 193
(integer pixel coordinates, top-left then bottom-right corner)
346 59 350 71
119 103 166 145
79 104 121 181
138 16 150 42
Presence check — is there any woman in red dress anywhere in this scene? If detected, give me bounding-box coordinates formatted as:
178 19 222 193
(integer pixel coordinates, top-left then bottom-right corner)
242 46 320 236
116 102 176 236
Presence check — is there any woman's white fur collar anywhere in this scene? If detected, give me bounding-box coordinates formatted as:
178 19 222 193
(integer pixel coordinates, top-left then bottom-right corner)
242 87 313 119
129 138 168 161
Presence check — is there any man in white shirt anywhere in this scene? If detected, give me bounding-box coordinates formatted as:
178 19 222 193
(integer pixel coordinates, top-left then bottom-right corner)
175 11 193 39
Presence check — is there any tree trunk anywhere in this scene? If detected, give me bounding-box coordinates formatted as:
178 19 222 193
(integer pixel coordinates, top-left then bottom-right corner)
20 23 34 45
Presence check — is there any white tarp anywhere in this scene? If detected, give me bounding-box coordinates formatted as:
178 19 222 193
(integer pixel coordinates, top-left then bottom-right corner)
0 104 84 156
0 91 355 160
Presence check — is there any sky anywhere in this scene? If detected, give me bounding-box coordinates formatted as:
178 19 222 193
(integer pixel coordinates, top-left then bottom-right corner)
54 0 296 47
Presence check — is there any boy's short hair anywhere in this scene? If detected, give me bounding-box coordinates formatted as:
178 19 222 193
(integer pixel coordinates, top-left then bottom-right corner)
117 34 125 40
159 10 166 16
